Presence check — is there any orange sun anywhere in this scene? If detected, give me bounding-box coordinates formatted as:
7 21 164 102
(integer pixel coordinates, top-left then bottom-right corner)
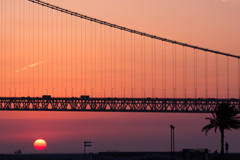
34 139 47 150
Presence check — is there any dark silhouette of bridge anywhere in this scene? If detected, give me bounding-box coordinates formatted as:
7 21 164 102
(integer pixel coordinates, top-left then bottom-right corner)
0 96 239 113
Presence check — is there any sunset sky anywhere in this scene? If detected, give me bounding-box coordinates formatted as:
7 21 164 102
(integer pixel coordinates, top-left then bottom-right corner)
0 0 240 154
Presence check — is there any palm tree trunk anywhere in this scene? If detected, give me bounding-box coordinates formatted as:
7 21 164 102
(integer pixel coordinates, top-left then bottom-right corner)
221 129 224 160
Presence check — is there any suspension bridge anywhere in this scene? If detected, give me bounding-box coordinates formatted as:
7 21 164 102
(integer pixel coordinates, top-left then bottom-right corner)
0 0 239 112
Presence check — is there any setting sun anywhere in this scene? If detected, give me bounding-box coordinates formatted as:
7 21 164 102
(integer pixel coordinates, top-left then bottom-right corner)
34 139 47 150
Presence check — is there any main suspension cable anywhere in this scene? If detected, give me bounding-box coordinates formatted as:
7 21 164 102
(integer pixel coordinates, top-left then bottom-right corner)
28 0 239 59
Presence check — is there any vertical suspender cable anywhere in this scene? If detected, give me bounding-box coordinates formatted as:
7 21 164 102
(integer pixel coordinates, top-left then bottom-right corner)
162 40 166 98
131 32 133 98
163 41 166 98
195 49 198 98
172 43 174 98
4 0 6 96
131 32 132 97
22 0 25 96
1 0 3 96
238 58 240 99
185 47 187 98
38 2 39 96
183 46 186 98
141 35 142 97
105 25 106 97
90 20 92 97
216 54 218 99
100 23 102 97
46 7 50 94
152 37 153 98
61 12 63 96
124 30 125 97
52 8 54 96
183 46 187 98
175 44 176 98
65 14 68 97
0 0 3 96
186 47 187 98
1 0 5 96
76 16 77 96
0 0 1 96
95 22 96 97
80 17 82 95
85 19 86 95
10 0 12 97
23 0 25 96
144 36 145 98
42 4 44 95
0 1 3 95
162 40 164 98
13 1 16 96
47 8 49 94
196 50 197 98
20 0 22 96
29 1 31 96
32 2 34 96
227 56 229 99
56 10 58 97
173 43 176 98
154 39 156 97
14 0 16 96
111 27 113 97
121 29 122 97
71 14 73 97
194 48 196 98
205 51 208 98
114 28 116 97
133 33 135 98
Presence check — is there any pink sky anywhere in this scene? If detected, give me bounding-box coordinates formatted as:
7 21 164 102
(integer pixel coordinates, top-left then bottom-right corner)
0 0 240 154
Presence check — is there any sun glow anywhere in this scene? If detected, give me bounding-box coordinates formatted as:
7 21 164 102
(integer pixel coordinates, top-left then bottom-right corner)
34 139 47 150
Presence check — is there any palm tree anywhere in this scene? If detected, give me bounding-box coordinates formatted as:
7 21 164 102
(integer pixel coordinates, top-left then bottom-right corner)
202 103 240 159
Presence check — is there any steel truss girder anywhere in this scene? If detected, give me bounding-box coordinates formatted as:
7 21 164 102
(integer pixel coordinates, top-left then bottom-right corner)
0 97 239 113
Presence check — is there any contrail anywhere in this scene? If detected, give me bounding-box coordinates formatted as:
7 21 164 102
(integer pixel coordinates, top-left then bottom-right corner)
15 61 46 73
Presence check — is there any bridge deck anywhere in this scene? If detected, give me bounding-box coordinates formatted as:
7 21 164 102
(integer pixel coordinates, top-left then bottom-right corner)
0 97 239 113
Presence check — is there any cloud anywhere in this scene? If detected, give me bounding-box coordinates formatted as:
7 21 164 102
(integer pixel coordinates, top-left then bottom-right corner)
29 61 45 68
15 61 46 73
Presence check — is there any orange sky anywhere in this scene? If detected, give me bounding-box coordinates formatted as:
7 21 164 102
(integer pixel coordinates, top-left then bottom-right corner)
0 0 240 154
0 0 240 99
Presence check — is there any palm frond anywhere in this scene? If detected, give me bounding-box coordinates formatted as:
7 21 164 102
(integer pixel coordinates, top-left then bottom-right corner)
202 103 240 136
